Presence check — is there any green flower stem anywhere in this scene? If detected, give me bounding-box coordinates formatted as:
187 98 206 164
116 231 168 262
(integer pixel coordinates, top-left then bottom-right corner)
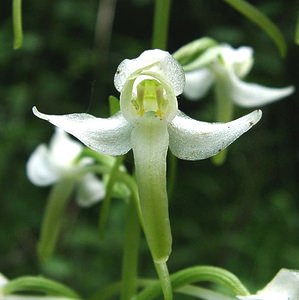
3 276 80 299
120 199 141 300
135 265 250 300
131 115 172 299
212 75 234 165
12 0 23 49
78 164 142 220
77 148 115 168
154 262 172 300
37 179 76 262
116 172 142 222
152 0 172 50
98 155 124 238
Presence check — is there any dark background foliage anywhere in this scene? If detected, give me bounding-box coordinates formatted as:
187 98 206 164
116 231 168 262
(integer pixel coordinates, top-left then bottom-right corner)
0 0 298 298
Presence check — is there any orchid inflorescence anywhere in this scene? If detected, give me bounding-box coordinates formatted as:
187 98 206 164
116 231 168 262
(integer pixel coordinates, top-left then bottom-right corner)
3 32 296 300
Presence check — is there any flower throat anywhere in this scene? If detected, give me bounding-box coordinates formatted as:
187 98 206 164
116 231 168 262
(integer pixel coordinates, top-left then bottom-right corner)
132 79 168 119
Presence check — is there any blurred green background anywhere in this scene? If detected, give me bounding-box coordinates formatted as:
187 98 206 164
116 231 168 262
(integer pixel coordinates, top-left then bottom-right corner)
1 0 299 298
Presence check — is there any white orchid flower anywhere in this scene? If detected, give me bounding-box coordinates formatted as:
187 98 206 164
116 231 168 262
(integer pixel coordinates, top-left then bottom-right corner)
182 44 294 107
26 128 105 207
32 49 262 266
237 269 299 300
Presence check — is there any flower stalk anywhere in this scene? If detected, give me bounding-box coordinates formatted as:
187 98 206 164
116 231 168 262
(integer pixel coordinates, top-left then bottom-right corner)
212 72 234 165
37 179 75 262
12 0 23 49
98 155 124 238
120 199 140 300
152 0 171 50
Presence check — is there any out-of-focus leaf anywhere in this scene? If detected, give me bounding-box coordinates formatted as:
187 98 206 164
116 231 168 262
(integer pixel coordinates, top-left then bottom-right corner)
224 0 287 56
295 14 299 45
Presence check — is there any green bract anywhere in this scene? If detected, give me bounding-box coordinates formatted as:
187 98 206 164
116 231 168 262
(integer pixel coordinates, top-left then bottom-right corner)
32 49 262 263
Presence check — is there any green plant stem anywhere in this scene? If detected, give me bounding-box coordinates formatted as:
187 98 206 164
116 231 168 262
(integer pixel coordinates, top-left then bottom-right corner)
116 172 142 221
37 179 75 262
135 265 250 300
154 262 172 300
152 0 172 49
120 199 141 300
98 155 124 237
212 74 234 165
12 0 23 49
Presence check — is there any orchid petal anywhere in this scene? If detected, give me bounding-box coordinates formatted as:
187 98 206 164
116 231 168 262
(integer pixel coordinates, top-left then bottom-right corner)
229 72 295 107
26 144 60 186
168 110 262 160
237 269 299 300
114 49 185 96
33 107 132 156
183 69 215 100
220 45 254 77
75 174 105 207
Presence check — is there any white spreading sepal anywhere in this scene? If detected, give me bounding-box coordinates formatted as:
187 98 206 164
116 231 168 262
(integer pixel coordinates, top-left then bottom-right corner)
168 110 262 160
228 71 295 107
33 107 132 156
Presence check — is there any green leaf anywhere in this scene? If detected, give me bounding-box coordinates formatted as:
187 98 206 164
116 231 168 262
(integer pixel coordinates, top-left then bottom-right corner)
224 0 287 57
3 276 80 299
12 0 23 49
177 285 236 300
135 265 250 300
